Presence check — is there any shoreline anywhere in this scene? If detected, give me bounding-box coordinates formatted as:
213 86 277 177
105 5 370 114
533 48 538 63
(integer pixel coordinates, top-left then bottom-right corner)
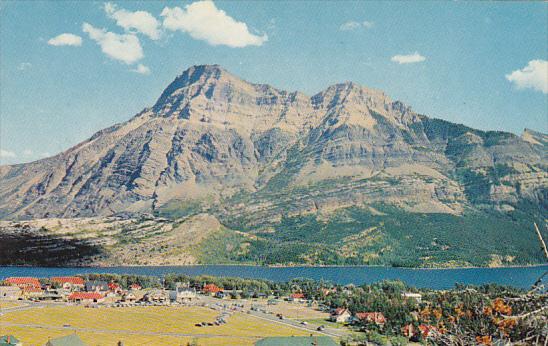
1 263 546 270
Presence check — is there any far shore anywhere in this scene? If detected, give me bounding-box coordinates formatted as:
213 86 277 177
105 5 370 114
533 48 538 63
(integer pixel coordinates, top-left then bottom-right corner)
1 262 547 270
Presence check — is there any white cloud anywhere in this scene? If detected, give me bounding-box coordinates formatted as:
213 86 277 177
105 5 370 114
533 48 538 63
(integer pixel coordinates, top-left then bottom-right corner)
340 20 374 31
83 22 143 64
22 149 33 156
17 62 32 71
131 64 151 75
161 1 267 48
505 60 548 94
391 52 426 64
0 149 16 158
47 33 82 46
104 2 161 40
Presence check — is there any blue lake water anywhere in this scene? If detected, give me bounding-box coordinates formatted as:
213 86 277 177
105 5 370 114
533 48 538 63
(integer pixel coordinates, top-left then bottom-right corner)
1 265 546 290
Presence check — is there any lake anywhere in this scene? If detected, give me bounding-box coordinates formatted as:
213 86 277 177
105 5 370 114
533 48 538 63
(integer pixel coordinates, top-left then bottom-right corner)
1 265 546 289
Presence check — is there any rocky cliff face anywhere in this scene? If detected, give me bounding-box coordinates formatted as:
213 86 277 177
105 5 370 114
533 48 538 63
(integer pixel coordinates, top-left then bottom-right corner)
0 65 546 221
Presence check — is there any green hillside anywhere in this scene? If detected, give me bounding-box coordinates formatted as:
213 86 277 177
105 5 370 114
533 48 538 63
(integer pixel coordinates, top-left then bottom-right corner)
189 203 546 267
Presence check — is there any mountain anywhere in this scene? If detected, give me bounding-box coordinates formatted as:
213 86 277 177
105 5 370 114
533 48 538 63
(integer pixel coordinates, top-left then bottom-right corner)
1 65 547 267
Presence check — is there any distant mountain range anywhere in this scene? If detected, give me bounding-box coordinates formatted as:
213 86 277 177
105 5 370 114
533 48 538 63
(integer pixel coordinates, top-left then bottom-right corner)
1 65 546 267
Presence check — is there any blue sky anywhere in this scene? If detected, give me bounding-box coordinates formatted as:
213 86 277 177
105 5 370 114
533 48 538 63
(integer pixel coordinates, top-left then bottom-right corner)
1 1 547 164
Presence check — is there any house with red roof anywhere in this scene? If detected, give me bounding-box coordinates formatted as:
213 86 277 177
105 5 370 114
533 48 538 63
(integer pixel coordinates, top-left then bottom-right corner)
129 283 142 291
354 312 386 326
4 277 41 289
288 293 306 302
51 277 84 291
68 292 104 304
202 284 222 295
108 282 122 294
21 286 43 299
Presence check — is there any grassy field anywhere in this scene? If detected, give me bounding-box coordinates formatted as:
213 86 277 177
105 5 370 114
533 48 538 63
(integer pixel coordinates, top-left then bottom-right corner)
263 302 328 320
0 300 25 309
0 305 317 345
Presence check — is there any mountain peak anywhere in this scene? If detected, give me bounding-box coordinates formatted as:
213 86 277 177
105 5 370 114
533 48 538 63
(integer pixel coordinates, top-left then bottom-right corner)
152 64 235 114
311 80 395 112
182 64 227 80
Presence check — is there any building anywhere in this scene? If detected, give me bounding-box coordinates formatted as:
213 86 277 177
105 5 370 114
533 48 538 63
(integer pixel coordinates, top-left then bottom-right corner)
45 334 86 346
107 282 123 294
121 292 137 303
129 283 142 291
0 286 22 300
401 292 422 303
84 281 108 292
329 308 352 323
4 277 41 289
288 293 305 302
68 292 104 304
51 277 84 291
142 289 168 303
21 287 43 299
169 283 196 303
202 284 222 295
354 312 386 326
0 335 22 346
222 289 243 298
38 290 64 302
342 285 355 296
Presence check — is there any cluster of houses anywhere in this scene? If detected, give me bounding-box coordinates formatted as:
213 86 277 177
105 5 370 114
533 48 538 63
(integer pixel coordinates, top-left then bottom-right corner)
327 292 438 340
1 277 354 307
0 276 201 306
1 277 288 306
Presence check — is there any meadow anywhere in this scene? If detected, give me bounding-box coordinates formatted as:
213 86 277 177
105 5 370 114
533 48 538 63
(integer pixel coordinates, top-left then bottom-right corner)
0 305 316 345
0 300 24 309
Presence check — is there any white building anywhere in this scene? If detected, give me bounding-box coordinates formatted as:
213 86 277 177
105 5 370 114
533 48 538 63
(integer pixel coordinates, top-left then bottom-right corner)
401 292 422 303
169 283 197 303
0 286 21 300
329 308 352 323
